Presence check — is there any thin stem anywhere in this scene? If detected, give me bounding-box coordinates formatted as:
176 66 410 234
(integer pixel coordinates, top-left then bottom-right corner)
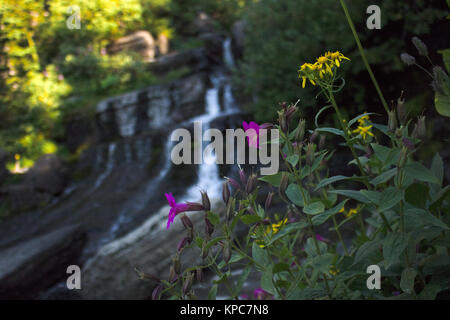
339 0 389 114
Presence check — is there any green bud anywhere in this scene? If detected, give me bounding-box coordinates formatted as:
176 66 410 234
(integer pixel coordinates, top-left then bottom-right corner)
397 146 408 169
388 109 398 132
296 118 306 142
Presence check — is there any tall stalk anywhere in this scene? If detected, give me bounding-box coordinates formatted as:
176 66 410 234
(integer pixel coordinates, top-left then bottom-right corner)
339 0 390 114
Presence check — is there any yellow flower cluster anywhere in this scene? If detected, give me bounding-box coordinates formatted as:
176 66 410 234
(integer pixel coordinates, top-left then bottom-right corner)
255 218 288 248
299 51 350 88
339 205 359 218
352 114 374 140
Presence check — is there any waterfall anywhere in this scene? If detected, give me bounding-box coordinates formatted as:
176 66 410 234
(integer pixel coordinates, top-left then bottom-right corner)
183 75 224 201
94 142 116 189
223 37 235 69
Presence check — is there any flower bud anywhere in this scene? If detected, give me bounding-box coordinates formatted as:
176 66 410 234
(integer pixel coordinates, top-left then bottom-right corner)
278 110 288 133
187 227 194 242
177 237 190 252
196 267 203 282
417 116 426 139
181 214 193 230
226 197 235 221
306 143 316 166
265 191 274 210
285 105 297 123
172 255 181 274
223 241 232 263
134 267 161 283
296 118 306 142
319 135 326 150
168 265 177 283
183 272 194 295
225 176 240 189
245 174 257 194
402 137 415 151
279 172 289 198
186 202 204 211
200 191 211 211
239 166 247 186
222 181 230 204
412 37 428 56
397 94 407 125
205 217 214 237
388 109 398 132
400 53 416 66
152 284 163 300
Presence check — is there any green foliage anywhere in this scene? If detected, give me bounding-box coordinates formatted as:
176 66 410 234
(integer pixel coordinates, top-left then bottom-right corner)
235 0 447 122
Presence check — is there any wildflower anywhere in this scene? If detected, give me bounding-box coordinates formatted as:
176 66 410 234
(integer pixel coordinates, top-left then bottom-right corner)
165 193 204 229
255 218 288 248
253 288 272 300
224 176 240 189
242 121 260 148
329 266 340 276
238 165 247 185
201 190 211 211
316 234 330 243
352 125 374 140
152 284 163 300
299 51 350 88
346 207 358 218
222 181 230 204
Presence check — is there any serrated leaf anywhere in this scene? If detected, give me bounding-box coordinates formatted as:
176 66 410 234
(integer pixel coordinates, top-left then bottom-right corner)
312 200 349 226
286 183 308 206
404 162 439 184
329 190 371 204
400 267 417 294
383 233 408 269
314 175 349 191
303 201 325 215
370 168 398 186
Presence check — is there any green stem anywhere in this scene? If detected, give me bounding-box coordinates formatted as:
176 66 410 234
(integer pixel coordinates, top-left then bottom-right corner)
339 0 389 114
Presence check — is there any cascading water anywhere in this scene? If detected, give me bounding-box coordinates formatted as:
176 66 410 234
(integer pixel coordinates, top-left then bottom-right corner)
94 142 116 189
103 37 239 238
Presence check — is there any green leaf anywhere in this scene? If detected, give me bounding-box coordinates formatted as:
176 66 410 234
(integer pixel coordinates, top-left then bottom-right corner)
329 190 371 204
431 153 444 186
312 253 335 273
314 175 349 191
258 172 286 187
353 239 382 266
405 183 430 208
400 267 417 294
378 187 403 211
315 127 344 137
208 284 218 300
273 262 291 274
303 201 325 215
370 168 397 186
404 162 439 184
207 211 220 226
371 143 392 164
429 185 450 212
252 242 269 269
405 208 449 231
240 214 262 225
261 271 275 295
312 200 348 226
286 183 308 206
286 154 299 167
383 233 408 269
235 265 251 296
435 90 450 117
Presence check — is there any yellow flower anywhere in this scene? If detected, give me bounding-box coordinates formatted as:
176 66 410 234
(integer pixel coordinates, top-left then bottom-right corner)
330 266 340 276
255 218 288 248
352 125 374 140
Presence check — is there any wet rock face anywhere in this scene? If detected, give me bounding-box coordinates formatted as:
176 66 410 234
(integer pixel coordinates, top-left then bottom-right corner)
0 224 86 299
95 73 209 142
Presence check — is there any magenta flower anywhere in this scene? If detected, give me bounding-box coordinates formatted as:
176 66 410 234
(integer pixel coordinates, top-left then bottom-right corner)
165 193 203 229
316 234 330 243
242 121 260 148
253 288 273 300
